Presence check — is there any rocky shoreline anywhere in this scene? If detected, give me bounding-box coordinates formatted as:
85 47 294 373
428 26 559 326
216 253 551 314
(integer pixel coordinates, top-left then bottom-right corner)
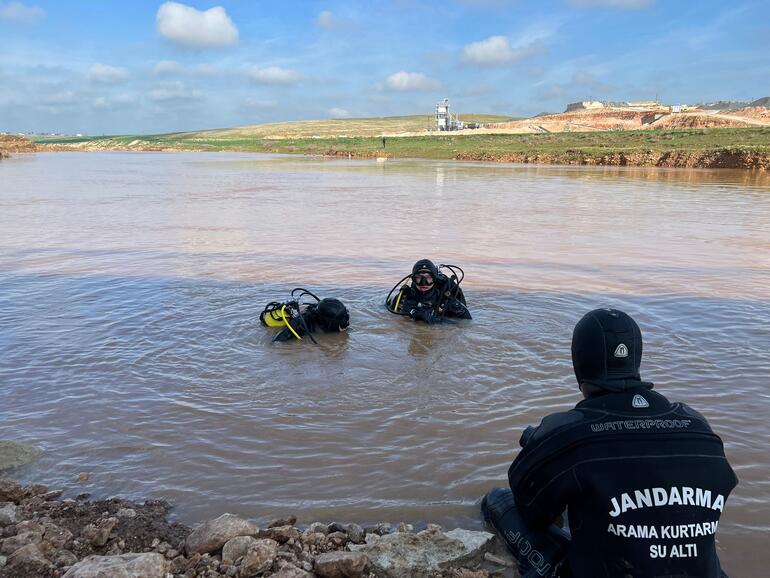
0 478 516 578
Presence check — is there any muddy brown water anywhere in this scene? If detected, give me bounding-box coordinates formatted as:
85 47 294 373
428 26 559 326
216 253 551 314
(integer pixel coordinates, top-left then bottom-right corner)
1 152 769 574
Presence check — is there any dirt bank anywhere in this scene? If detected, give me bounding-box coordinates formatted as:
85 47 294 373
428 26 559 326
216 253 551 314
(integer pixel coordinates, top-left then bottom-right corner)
0 478 515 578
0 135 38 157
323 147 770 170
481 107 770 135
453 148 770 169
35 131 770 170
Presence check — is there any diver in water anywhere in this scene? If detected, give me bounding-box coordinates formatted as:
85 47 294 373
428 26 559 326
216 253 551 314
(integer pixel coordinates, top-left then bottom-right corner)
260 288 349 343
386 259 471 324
481 308 737 578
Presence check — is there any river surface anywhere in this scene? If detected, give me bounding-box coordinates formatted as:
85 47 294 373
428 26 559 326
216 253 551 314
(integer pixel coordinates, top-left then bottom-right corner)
1 152 769 574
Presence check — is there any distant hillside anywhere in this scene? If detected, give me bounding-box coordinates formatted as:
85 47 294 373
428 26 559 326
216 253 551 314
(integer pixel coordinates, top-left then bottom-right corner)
196 114 516 139
749 97 770 108
696 101 750 111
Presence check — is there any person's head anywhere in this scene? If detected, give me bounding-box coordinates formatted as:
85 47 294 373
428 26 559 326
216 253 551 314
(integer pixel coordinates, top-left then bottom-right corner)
571 308 644 397
316 298 350 333
411 259 438 293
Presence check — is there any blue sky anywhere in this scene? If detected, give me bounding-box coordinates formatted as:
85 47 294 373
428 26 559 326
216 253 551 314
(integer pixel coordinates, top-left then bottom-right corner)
1 0 767 134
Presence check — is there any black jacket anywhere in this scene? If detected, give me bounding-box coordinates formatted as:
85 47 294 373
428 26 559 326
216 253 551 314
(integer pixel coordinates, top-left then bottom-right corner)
274 307 321 341
390 274 471 323
508 386 737 578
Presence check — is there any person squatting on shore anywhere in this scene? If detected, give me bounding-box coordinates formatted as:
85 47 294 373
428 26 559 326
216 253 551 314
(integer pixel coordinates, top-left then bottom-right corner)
386 259 471 323
482 308 737 578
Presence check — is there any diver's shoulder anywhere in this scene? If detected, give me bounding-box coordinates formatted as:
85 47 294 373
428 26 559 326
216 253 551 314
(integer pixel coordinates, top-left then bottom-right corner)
526 409 585 444
395 284 418 299
673 402 716 431
434 272 450 285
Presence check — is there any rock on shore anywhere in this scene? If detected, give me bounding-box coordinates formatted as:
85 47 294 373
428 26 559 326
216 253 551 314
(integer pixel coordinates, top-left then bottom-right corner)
0 478 518 578
0 442 42 472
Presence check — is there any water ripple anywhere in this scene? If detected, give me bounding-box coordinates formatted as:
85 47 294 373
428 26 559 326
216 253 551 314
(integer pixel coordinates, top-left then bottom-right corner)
1 153 769 575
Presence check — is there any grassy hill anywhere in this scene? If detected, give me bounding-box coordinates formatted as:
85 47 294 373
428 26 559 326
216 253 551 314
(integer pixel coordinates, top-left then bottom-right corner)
200 114 516 138
37 114 516 147
34 117 770 170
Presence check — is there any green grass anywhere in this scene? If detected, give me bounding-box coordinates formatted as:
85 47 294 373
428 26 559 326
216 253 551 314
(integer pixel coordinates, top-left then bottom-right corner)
34 114 515 145
248 128 770 158
35 125 770 162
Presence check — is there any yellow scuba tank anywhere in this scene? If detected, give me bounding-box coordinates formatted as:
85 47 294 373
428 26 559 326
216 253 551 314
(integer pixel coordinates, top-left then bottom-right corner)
393 285 408 313
261 289 322 342
260 301 304 341
260 303 288 328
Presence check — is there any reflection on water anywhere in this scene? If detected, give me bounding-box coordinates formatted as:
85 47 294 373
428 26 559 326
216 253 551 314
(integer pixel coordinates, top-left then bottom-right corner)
1 152 769 575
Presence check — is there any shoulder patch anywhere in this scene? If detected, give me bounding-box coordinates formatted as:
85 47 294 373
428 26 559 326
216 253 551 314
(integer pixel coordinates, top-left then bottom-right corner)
632 394 650 408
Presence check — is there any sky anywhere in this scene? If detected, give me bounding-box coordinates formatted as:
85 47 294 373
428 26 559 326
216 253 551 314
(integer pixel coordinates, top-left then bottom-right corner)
0 0 768 134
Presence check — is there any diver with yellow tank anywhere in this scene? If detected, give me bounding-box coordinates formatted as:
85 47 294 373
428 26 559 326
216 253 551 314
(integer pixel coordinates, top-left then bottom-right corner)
260 288 350 343
386 259 471 324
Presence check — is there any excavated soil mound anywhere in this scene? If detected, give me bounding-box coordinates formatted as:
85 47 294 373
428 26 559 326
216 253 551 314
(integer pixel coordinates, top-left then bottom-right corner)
731 106 770 122
0 135 37 156
651 114 755 129
489 108 660 133
486 108 770 134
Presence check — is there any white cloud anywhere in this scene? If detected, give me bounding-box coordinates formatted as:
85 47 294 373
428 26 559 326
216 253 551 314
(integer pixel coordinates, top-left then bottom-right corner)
572 70 598 86
459 84 497 97
248 66 300 85
92 94 136 110
88 63 130 83
148 81 204 102
191 64 222 77
328 107 349 118
0 1 44 24
154 61 222 77
244 98 278 109
539 85 566 100
537 70 612 102
316 10 353 30
461 36 544 66
34 90 78 115
385 71 441 92
317 10 336 29
156 2 239 48
568 0 653 8
154 60 181 75
39 91 77 105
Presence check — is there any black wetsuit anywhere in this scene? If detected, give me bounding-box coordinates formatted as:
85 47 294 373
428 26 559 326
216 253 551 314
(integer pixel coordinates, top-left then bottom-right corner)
391 274 471 323
485 385 737 578
274 306 323 341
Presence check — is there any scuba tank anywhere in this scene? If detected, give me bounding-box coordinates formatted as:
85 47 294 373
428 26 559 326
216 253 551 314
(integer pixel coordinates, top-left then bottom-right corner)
259 288 322 343
385 276 413 315
259 301 295 328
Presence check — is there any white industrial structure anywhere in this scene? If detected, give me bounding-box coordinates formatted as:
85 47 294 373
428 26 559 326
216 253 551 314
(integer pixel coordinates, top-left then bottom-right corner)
435 98 464 131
